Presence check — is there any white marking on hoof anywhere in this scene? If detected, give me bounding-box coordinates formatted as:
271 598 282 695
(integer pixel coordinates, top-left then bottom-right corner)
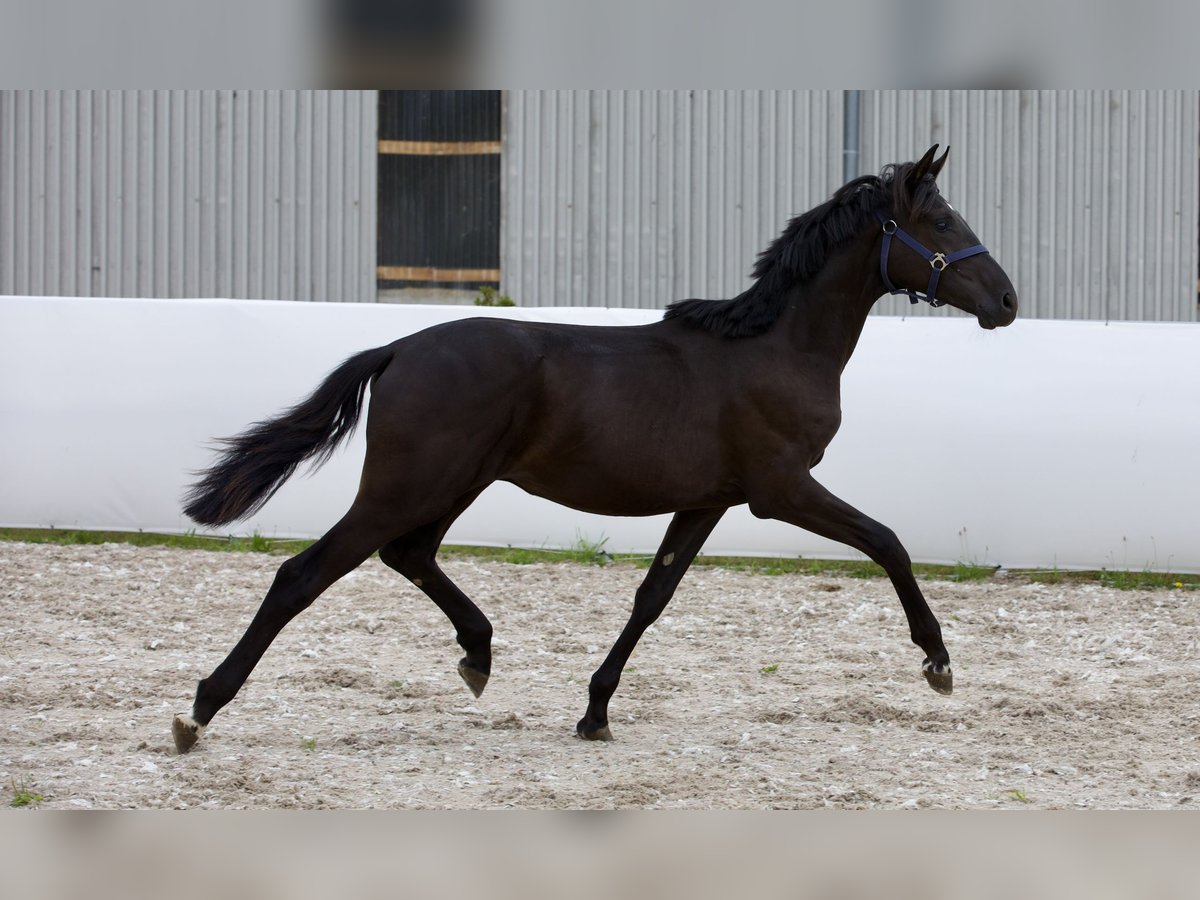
661 553 675 566
172 714 205 754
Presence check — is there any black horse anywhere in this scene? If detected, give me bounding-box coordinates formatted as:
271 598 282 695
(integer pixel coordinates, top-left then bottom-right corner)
173 145 1017 753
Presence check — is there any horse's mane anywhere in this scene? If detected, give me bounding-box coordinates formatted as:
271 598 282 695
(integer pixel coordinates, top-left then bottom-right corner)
663 161 942 338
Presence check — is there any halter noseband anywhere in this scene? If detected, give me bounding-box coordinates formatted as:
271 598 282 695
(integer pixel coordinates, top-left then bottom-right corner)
875 211 989 308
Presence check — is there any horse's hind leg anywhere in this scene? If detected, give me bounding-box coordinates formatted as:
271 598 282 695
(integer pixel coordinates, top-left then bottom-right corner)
172 502 398 753
577 507 726 741
377 490 495 698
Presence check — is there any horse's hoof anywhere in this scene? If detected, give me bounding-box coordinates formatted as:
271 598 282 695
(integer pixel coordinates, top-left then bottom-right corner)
457 660 489 698
172 714 205 754
922 662 953 695
576 721 614 742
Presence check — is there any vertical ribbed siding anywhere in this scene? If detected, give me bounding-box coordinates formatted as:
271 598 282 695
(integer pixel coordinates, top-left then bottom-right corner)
0 90 377 302
861 90 1198 321
502 90 843 308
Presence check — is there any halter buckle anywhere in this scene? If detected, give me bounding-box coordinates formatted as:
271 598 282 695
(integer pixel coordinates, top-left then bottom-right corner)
930 252 947 271
881 219 898 235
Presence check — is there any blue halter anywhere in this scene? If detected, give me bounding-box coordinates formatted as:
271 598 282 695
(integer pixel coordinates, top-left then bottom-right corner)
876 211 989 308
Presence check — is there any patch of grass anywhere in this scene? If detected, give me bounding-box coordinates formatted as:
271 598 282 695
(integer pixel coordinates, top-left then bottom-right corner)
0 526 312 556
440 533 618 567
10 778 43 808
3 527 1197 591
760 663 780 675
687 555 995 582
1022 567 1200 592
301 738 317 752
952 562 997 583
1003 788 1031 804
685 555 878 578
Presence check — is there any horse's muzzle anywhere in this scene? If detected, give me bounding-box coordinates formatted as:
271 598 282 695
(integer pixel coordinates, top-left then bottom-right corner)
979 291 1018 329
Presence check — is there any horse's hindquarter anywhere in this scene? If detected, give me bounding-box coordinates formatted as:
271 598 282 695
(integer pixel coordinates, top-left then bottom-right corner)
357 319 552 514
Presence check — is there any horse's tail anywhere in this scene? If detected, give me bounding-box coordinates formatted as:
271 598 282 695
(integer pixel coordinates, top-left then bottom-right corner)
182 345 394 527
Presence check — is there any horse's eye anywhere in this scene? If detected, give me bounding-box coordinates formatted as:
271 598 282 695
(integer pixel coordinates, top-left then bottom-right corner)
934 220 950 233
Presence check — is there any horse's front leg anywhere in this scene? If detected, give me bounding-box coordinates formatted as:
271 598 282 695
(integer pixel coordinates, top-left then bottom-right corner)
748 472 952 695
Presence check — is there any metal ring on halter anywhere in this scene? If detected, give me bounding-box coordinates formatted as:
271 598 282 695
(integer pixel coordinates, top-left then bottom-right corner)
930 252 947 271
881 219 898 235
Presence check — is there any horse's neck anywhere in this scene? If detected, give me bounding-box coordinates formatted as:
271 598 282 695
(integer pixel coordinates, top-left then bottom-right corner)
779 241 883 372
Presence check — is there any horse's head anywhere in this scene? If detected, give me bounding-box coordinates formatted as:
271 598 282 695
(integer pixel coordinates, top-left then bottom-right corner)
878 145 1018 330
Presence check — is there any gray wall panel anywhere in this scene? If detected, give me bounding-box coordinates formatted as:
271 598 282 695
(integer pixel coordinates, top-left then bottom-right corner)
0 90 377 302
502 90 843 308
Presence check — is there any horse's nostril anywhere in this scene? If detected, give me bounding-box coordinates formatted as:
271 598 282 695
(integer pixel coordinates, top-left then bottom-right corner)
1001 292 1017 312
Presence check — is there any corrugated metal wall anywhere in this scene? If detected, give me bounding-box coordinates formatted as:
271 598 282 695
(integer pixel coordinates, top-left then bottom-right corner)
0 90 377 302
6 90 1196 319
501 90 843 309
502 90 1199 322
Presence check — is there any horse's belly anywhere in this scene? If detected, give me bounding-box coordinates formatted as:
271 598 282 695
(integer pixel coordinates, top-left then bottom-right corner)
505 461 740 518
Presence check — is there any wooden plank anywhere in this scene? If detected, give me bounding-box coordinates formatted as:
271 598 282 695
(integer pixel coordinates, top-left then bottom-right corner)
378 139 501 156
377 265 500 282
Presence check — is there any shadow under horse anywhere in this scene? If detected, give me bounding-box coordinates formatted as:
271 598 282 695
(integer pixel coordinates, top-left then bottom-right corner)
174 145 1017 753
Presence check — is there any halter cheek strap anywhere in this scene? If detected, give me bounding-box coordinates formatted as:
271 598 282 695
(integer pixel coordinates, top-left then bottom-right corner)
876 211 989 308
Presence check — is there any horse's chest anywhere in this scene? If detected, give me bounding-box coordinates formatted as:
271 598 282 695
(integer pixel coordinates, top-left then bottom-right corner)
749 399 842 470
806 403 843 446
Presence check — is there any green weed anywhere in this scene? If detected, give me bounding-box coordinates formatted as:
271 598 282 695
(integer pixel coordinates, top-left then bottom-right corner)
10 778 43 808
249 531 273 553
760 663 780 675
569 532 613 566
474 286 515 307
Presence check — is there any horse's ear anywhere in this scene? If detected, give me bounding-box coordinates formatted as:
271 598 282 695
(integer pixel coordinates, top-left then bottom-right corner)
929 146 950 180
906 144 939 190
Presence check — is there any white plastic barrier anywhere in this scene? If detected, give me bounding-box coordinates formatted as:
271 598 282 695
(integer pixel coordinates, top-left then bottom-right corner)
2 295 1199 571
